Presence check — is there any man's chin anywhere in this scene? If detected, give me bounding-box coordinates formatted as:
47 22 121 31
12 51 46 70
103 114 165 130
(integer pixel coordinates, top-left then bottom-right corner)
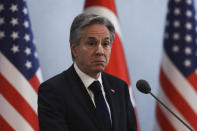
93 66 105 73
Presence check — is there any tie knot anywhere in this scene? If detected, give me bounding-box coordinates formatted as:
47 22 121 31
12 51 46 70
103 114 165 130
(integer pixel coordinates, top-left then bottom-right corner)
89 80 102 94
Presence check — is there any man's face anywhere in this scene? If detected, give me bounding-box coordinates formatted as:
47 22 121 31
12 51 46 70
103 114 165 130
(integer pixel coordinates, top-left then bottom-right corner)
71 24 112 79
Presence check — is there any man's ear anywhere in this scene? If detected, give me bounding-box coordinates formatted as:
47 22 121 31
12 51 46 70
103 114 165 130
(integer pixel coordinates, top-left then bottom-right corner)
70 42 78 58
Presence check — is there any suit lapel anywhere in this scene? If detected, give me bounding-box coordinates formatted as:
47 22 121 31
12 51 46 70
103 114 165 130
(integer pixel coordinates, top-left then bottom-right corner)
102 73 120 131
67 65 104 130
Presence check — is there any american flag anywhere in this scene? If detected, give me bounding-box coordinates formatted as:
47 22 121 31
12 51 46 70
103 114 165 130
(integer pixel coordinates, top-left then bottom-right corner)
0 0 42 130
84 0 140 130
155 0 197 130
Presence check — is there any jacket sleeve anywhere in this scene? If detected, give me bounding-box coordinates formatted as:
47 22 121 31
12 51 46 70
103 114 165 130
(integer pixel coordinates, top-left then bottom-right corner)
38 82 69 131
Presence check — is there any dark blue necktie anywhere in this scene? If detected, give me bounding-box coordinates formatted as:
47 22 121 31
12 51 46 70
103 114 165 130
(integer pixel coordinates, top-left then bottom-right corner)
89 81 111 131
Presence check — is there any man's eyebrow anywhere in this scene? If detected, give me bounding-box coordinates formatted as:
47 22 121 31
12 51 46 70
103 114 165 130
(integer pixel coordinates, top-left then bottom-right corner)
87 37 97 40
87 37 110 41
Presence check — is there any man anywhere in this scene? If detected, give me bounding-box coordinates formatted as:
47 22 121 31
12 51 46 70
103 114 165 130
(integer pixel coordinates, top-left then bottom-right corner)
38 13 137 131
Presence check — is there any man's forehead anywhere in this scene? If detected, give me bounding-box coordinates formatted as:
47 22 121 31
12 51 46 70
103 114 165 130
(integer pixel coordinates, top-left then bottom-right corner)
82 24 109 33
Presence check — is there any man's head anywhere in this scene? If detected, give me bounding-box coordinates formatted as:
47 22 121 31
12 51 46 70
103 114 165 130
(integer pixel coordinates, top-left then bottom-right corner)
69 13 115 78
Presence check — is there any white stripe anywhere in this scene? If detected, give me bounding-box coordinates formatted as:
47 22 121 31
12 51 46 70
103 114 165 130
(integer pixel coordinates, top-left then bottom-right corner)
129 85 136 107
0 94 34 131
0 52 38 113
157 88 193 131
36 68 43 83
84 6 122 37
161 52 197 113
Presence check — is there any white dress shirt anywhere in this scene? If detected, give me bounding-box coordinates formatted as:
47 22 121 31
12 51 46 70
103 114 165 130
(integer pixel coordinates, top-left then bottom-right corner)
74 63 112 120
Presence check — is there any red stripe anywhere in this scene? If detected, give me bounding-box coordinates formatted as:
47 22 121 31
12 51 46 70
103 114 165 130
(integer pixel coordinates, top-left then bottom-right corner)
84 0 118 16
0 74 39 131
156 103 176 131
187 72 197 92
160 68 197 130
29 75 40 93
104 33 131 85
0 116 14 131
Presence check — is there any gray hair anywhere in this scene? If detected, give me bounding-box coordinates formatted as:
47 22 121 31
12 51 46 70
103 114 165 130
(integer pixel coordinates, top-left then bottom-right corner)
69 13 115 60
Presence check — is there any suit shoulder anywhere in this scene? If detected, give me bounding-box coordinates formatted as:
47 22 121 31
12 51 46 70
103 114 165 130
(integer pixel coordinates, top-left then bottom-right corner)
102 72 127 85
41 71 66 85
40 66 74 88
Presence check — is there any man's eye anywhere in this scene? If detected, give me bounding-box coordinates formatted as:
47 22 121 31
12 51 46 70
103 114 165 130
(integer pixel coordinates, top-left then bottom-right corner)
87 42 95 46
103 42 110 47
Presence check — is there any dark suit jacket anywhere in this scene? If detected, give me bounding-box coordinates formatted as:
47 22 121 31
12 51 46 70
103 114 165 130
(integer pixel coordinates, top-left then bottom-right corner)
38 65 137 131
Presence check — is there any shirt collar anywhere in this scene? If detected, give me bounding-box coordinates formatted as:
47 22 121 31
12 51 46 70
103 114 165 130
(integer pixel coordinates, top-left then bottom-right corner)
74 63 102 88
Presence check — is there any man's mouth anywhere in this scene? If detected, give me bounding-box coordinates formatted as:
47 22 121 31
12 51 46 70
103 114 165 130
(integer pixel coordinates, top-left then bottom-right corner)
92 60 105 64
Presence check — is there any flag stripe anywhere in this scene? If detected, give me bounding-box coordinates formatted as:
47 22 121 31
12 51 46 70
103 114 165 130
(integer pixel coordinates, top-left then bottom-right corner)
84 1 117 16
29 75 40 93
0 74 39 131
160 68 197 129
0 115 14 131
161 53 197 112
84 6 121 38
187 73 197 92
156 87 193 130
0 94 34 131
129 86 135 106
36 68 43 83
156 103 176 131
0 52 38 113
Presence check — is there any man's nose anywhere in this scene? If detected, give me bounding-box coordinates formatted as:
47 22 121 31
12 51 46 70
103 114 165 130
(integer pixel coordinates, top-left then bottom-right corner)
96 43 104 54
